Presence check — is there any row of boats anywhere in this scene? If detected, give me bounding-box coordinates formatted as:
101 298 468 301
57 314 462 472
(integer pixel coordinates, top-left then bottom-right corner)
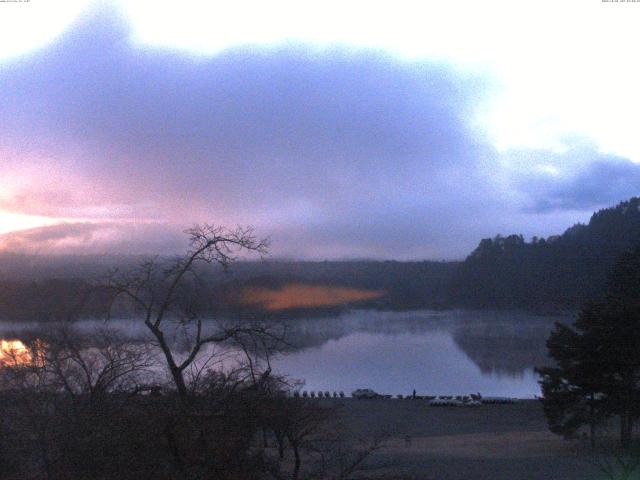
428 396 518 406
351 388 519 405
290 388 520 405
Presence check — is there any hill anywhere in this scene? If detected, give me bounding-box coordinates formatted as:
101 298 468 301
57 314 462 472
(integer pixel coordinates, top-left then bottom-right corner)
2 197 640 319
449 197 640 310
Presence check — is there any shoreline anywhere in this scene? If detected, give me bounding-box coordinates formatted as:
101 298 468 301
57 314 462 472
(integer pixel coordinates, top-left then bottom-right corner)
320 398 599 479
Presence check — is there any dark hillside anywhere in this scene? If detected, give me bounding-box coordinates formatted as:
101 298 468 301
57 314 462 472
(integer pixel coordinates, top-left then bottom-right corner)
450 197 640 309
2 198 640 319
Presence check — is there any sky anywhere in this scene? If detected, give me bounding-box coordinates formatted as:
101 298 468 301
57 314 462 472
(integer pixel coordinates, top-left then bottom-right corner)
1 0 639 259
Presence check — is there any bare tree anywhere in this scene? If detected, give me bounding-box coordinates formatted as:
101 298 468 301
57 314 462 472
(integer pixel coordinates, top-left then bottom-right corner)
280 399 331 480
262 396 386 480
41 326 154 400
0 339 59 480
105 224 271 400
323 432 388 480
0 326 155 480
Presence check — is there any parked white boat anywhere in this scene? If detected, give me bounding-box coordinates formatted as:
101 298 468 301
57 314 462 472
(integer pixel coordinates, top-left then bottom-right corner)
480 396 518 404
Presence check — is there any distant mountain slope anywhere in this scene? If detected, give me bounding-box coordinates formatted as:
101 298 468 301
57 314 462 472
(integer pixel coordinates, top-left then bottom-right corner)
2 198 640 319
0 258 458 321
223 260 457 312
449 197 640 309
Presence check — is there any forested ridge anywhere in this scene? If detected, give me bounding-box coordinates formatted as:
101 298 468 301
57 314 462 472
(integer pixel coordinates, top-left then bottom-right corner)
1 197 640 319
450 197 640 310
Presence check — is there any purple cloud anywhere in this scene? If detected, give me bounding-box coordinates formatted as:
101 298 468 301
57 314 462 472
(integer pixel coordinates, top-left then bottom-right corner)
1 7 634 258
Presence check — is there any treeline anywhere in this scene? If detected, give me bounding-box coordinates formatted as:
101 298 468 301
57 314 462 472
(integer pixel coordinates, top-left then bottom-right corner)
0 227 385 479
226 260 456 311
538 245 640 449
0 279 110 322
0 260 457 321
2 197 640 319
450 197 640 310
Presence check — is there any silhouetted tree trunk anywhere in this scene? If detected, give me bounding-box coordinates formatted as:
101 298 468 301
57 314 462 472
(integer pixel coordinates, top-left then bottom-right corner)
589 392 596 449
105 224 269 401
291 439 301 480
275 430 285 459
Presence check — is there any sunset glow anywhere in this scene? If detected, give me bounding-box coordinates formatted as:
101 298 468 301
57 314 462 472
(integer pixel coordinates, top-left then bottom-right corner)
0 1 639 258
0 212 58 236
0 339 32 366
3 2 640 479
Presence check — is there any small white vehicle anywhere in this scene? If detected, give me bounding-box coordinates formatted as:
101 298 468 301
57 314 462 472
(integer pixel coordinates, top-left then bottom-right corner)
456 395 482 407
351 388 380 399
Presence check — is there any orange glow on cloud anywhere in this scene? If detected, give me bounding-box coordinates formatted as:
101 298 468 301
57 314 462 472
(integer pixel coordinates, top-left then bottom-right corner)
241 283 385 311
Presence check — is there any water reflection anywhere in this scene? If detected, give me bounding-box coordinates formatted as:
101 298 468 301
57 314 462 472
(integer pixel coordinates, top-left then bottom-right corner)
452 323 553 376
0 339 46 366
274 330 543 398
274 310 570 397
0 339 31 365
0 310 571 397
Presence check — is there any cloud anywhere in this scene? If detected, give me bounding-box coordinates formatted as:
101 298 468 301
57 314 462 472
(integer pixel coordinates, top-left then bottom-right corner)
0 223 105 254
508 146 640 213
0 7 505 258
0 188 148 220
0 222 185 255
1 6 637 258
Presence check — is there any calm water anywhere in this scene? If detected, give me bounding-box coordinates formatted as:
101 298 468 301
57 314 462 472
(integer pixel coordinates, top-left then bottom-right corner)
273 310 570 398
0 310 571 399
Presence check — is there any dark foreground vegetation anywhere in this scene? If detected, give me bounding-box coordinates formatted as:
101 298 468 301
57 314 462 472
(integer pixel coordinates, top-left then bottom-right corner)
3 197 640 320
0 327 383 480
539 245 640 449
0 226 382 480
2 200 640 478
526 240 640 480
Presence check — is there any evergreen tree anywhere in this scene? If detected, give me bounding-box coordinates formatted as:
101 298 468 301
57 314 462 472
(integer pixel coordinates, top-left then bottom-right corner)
537 309 607 446
452 197 640 309
538 245 640 447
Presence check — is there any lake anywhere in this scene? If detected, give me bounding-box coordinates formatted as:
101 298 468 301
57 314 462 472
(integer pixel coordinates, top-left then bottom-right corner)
0 310 571 398
273 310 570 398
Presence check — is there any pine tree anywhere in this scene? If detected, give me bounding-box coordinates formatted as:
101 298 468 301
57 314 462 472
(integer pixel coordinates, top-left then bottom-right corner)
538 246 640 448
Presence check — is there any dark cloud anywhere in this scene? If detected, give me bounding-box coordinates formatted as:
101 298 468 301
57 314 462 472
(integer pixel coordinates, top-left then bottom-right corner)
2 8 482 200
512 147 640 213
0 6 500 258
2 7 635 258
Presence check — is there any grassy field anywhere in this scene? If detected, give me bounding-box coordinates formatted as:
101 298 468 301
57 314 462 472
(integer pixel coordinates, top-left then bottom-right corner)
325 399 601 479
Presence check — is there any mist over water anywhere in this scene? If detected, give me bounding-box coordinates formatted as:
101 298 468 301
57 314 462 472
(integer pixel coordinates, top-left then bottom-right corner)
273 310 567 398
0 309 569 398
